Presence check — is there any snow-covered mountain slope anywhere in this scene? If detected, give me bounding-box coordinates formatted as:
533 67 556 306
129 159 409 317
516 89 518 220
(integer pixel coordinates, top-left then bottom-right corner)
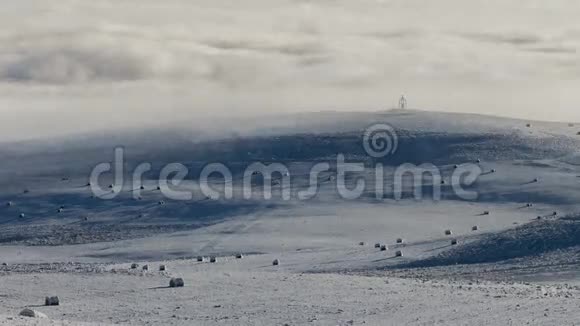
1 109 580 325
0 109 578 263
2 109 579 170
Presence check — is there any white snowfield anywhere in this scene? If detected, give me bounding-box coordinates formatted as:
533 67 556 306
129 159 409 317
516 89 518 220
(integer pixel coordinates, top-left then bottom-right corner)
1 110 580 325
2 259 580 326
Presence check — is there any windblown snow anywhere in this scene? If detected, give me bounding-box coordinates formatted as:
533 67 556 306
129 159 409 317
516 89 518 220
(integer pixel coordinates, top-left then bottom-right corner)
0 110 580 325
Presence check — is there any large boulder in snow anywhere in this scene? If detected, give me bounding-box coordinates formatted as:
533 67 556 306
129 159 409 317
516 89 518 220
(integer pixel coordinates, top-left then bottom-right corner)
169 278 184 288
45 296 59 306
19 308 47 318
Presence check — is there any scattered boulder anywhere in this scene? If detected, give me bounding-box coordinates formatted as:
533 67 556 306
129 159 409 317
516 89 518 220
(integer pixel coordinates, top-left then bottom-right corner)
491 169 497 173
451 239 458 246
6 201 13 207
440 180 446 185
380 245 388 251
156 186 161 190
472 225 479 231
131 263 139 269
57 208 63 213
533 178 539 183
19 309 35 318
169 278 184 288
526 123 532 128
19 309 47 318
23 189 30 194
236 253 244 259
553 211 558 216
142 265 149 271
159 265 166 271
396 238 404 244
453 164 459 169
158 201 165 205
272 259 280 266
476 159 481 163
483 211 490 215
358 241 365 246
140 185 145 190
444 230 453 236
210 256 217 263
196 256 204 262
19 213 25 219
86 182 91 187
374 243 381 248
395 250 403 257
44 296 59 306
83 216 89 221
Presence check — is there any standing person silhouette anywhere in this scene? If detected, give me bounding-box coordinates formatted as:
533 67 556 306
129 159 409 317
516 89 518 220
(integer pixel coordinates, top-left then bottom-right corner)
399 95 407 109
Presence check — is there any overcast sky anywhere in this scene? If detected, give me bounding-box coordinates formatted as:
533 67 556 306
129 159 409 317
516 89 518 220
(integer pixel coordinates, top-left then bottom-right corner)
0 0 579 141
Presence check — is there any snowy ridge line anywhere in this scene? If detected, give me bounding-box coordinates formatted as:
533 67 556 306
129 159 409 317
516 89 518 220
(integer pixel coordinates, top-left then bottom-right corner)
400 213 580 268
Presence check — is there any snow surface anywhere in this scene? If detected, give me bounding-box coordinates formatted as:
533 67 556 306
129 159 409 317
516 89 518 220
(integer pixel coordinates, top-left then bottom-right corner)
1 110 580 325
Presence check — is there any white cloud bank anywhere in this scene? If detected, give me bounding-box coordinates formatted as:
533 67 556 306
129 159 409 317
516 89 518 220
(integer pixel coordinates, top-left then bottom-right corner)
0 0 579 141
